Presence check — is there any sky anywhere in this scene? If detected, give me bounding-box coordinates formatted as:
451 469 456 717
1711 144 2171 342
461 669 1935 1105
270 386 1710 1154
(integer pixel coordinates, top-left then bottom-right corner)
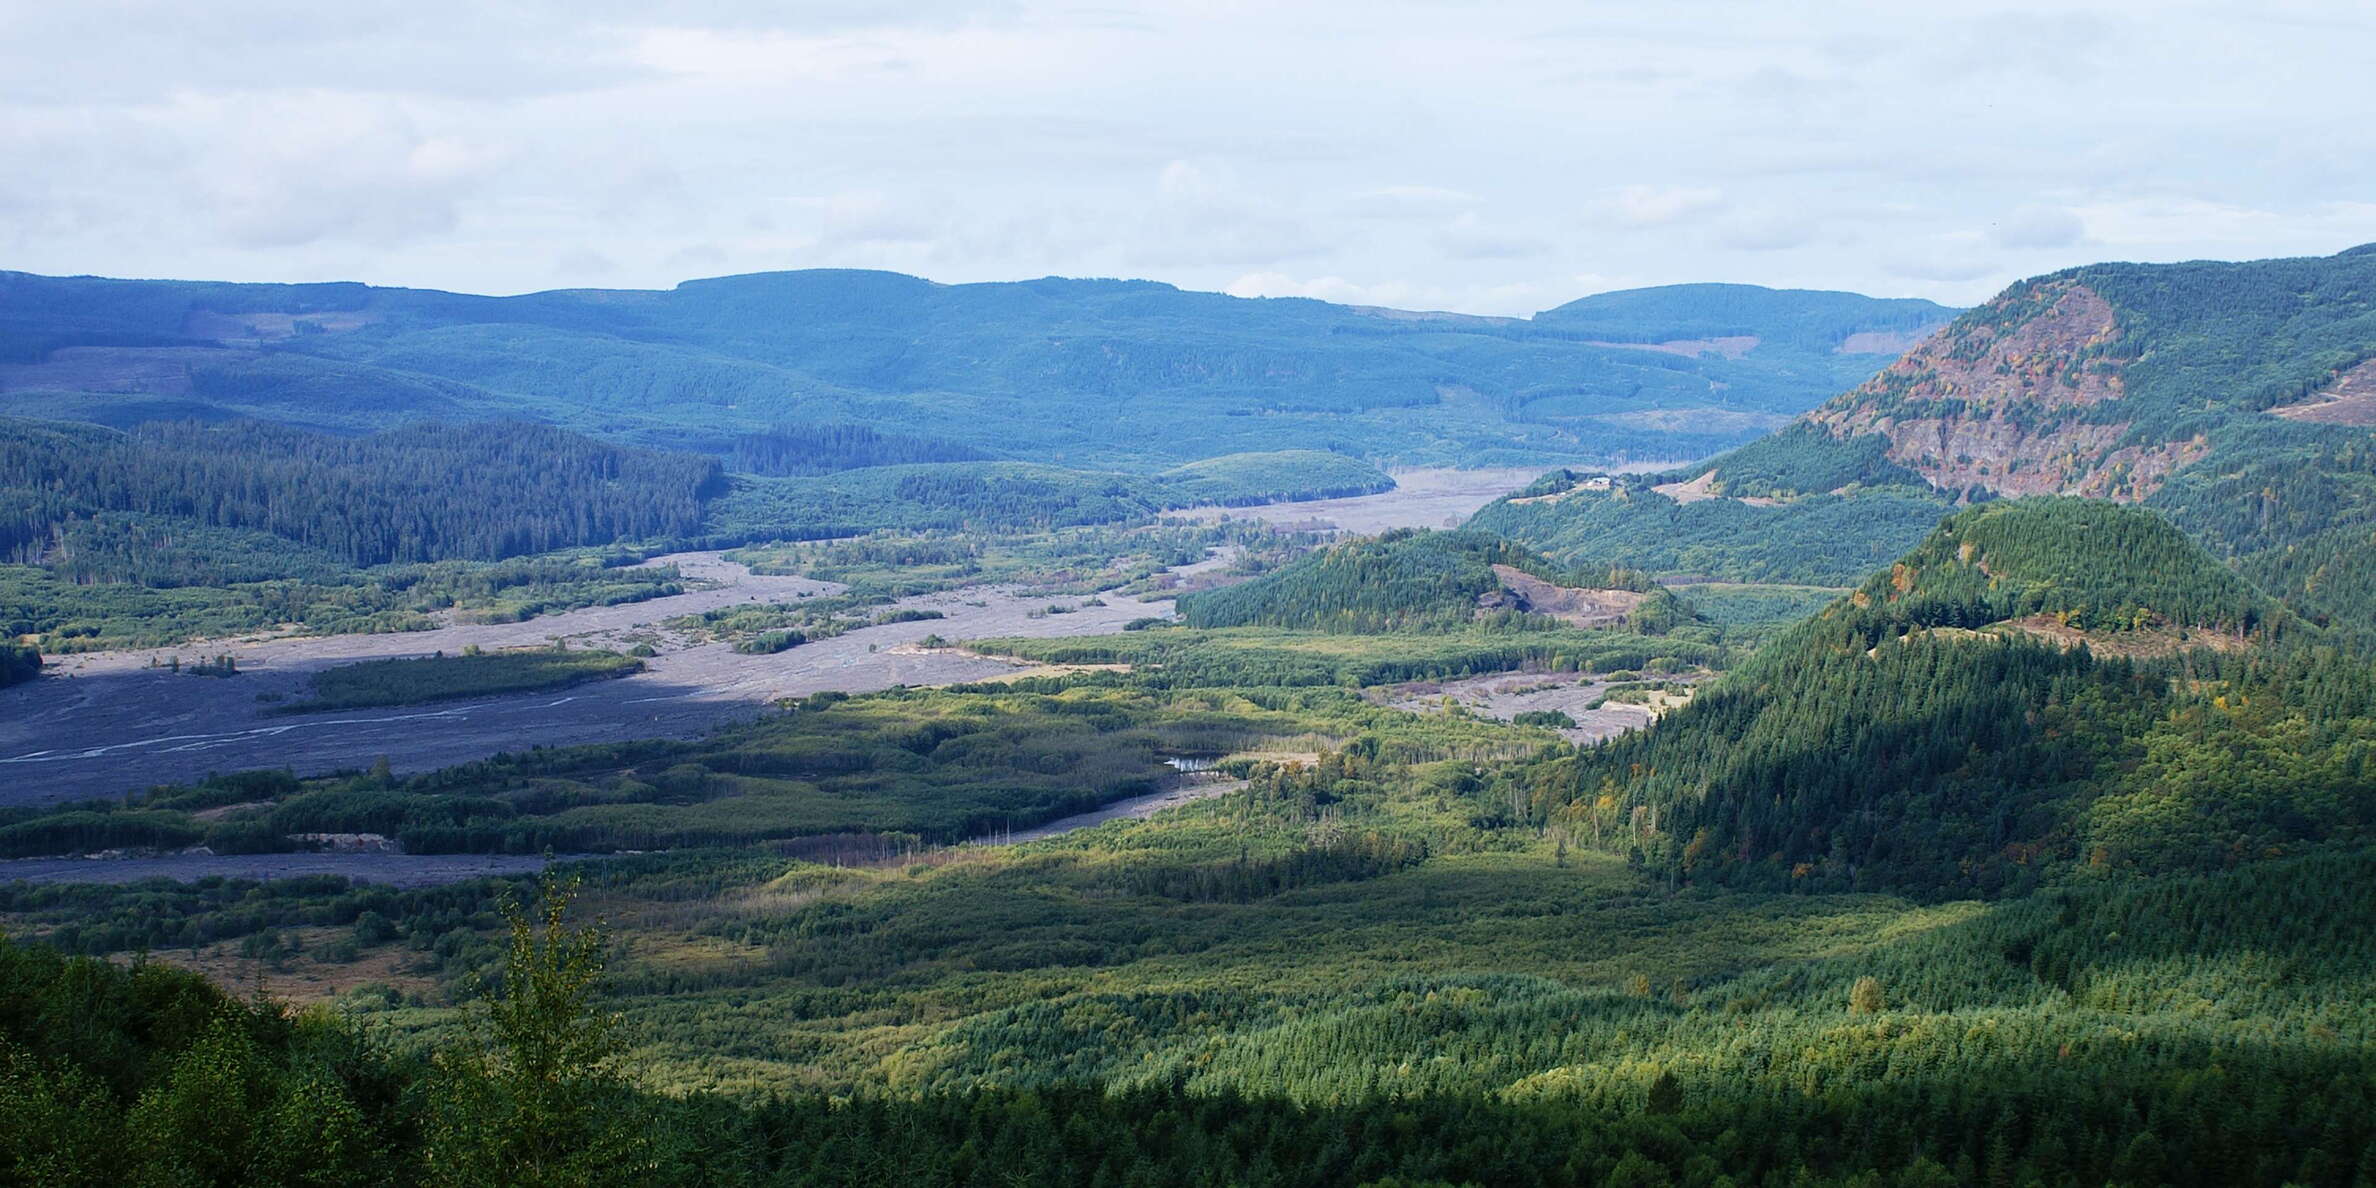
4 1 2374 316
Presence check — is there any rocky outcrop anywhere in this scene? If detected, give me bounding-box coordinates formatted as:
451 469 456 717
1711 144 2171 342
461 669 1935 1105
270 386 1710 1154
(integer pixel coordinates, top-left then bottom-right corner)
1803 279 2202 501
1482 564 1645 627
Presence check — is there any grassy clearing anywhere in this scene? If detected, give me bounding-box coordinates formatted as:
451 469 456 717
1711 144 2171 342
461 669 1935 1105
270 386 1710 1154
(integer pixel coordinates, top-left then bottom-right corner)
282 648 642 713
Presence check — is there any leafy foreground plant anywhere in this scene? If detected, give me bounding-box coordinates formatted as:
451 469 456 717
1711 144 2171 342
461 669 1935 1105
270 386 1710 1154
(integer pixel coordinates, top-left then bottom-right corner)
422 875 653 1187
0 875 655 1187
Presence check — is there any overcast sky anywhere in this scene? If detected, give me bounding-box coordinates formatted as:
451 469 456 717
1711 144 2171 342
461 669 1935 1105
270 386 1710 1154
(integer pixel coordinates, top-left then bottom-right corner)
5 1 2374 315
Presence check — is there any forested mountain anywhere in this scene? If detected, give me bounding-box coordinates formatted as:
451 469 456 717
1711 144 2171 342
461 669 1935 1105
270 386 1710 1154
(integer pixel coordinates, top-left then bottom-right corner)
0 269 1954 467
0 413 1391 583
1473 245 2376 631
1178 527 1685 633
1559 499 2369 897
1534 282 1951 353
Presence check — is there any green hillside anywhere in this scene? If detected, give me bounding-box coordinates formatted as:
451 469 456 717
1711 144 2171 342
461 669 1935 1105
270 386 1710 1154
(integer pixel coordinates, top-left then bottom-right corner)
5 684 2374 1184
1157 450 1392 506
1852 496 2278 636
1562 499 2365 896
0 269 1955 468
1177 527 1683 633
1468 468 1948 585
12 255 2376 1188
9 841 2375 1186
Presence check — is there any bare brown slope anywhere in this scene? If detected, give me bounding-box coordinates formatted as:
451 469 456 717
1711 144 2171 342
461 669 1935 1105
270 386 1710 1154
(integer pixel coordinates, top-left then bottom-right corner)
2269 356 2376 426
1801 279 2204 501
1480 564 1645 627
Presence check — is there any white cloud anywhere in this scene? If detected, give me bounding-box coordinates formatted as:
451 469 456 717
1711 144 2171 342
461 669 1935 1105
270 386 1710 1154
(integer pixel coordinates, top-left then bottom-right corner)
1990 205 2087 251
1713 212 1820 253
1435 212 1550 261
1345 185 1481 219
1225 272 1372 303
1612 185 1726 227
2 1 2373 309
1225 271 1573 318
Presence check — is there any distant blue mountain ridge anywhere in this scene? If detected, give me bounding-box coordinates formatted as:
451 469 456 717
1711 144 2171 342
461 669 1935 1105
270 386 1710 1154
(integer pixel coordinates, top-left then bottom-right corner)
0 268 1956 469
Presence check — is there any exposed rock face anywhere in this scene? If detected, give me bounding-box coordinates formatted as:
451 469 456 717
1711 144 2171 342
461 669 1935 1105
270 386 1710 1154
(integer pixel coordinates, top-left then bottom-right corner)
1804 279 2203 501
1990 613 2251 658
1482 564 1645 627
1651 471 1782 506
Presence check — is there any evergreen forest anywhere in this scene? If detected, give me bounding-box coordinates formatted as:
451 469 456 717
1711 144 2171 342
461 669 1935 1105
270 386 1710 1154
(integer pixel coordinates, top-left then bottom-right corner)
6 247 2376 1187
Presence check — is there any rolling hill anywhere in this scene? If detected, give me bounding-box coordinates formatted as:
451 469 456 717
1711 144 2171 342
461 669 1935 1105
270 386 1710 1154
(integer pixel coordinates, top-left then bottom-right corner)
1178 527 1686 633
1561 498 2371 897
0 269 1954 468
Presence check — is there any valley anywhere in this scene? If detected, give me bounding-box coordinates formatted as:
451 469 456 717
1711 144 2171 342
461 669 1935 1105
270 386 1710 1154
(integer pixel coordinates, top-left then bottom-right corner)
0 471 1545 808
9 5 2373 1181
0 552 1170 805
4 249 2375 1188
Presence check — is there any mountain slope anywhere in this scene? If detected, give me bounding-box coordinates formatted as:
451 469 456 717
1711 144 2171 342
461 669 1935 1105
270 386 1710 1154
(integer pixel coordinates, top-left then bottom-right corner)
1475 245 2376 635
1561 499 2371 897
1801 275 2183 500
0 269 1954 468
1466 462 1948 585
1716 245 2376 503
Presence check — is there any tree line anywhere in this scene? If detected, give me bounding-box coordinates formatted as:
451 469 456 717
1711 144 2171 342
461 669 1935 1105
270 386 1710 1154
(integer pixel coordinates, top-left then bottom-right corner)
0 417 724 571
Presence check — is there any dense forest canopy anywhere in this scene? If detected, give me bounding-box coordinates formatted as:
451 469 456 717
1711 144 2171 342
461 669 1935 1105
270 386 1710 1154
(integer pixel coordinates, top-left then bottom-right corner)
1558 498 2370 896
0 417 723 569
0 413 1392 655
1852 497 2279 636
1179 527 1682 633
7 844 2376 1186
720 422 992 476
